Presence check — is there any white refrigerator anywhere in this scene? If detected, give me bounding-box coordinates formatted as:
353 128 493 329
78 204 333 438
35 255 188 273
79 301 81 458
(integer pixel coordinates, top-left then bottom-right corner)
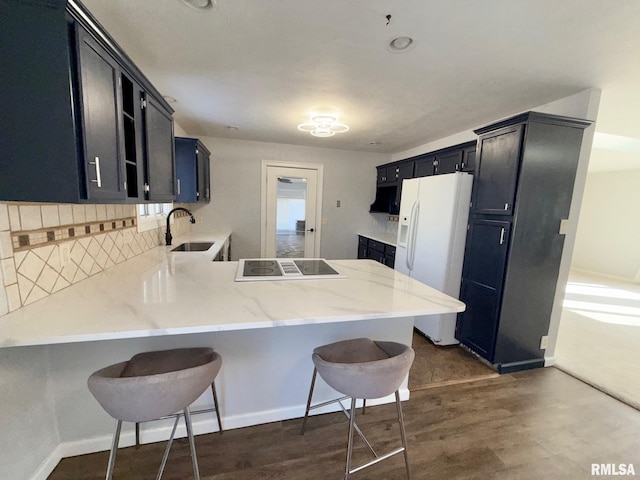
395 172 473 345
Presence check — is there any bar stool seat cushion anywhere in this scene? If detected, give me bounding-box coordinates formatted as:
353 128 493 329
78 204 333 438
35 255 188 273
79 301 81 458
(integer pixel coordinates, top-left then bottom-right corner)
312 338 414 400
121 347 219 377
88 350 221 423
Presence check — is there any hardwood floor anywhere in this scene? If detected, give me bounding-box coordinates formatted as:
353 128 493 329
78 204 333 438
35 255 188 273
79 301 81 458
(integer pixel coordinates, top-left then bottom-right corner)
49 367 640 479
409 331 498 390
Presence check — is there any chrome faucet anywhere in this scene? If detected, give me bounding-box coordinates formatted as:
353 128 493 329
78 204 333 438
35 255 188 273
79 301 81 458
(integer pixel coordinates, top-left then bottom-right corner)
165 207 196 245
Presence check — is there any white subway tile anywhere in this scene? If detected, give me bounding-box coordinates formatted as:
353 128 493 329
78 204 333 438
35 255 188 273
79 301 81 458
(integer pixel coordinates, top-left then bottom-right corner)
1 258 17 285
41 205 61 228
0 232 13 260
59 204 74 225
19 205 43 230
6 284 21 311
72 204 86 224
8 205 20 231
0 204 9 231
85 205 97 222
96 204 107 221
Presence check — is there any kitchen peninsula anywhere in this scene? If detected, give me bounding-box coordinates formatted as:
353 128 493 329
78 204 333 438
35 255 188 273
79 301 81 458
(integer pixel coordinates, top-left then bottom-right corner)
0 235 464 478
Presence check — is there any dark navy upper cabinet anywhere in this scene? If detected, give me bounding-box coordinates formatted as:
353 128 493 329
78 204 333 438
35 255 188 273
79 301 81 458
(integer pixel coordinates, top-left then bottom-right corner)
76 25 125 201
413 155 435 178
144 96 175 202
175 138 211 203
471 124 523 215
0 1 80 203
0 0 174 203
456 112 592 373
434 149 463 175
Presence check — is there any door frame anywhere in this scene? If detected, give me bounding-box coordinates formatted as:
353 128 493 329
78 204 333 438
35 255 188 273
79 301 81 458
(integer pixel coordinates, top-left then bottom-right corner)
260 160 324 258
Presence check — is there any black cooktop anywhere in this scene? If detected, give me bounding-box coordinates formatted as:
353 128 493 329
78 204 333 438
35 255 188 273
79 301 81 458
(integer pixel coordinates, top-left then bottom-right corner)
241 259 340 277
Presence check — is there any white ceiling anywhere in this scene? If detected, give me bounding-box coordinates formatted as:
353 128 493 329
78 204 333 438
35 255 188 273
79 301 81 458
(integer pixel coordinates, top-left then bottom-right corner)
82 0 640 167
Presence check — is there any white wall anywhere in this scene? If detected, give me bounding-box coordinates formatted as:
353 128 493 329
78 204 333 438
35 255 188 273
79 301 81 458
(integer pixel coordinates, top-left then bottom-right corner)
190 138 389 260
571 169 640 281
0 346 60 480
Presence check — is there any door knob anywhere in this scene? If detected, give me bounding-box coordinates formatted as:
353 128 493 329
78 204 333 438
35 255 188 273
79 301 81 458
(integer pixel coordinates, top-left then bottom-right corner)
307 228 315 233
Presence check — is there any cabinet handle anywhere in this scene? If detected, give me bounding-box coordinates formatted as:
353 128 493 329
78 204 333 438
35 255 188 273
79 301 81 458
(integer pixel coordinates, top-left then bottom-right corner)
89 156 102 188
177 179 181 195
504 203 509 210
499 228 505 245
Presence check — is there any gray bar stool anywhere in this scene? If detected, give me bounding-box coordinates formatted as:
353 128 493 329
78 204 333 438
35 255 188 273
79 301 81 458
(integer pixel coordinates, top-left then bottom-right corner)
301 338 415 480
127 348 224 448
88 347 222 480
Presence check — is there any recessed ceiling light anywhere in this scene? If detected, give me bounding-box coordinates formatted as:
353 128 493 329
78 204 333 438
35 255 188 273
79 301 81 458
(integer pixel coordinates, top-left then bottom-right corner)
181 0 216 11
369 141 382 146
225 125 239 130
388 36 415 53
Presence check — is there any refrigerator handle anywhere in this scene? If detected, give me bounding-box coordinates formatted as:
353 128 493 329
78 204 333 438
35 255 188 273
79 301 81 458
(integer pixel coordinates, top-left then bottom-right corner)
406 200 420 270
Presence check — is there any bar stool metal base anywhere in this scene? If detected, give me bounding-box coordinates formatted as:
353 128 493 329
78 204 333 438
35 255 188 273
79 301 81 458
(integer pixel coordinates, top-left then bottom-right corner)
135 382 223 448
105 406 201 480
301 367 412 479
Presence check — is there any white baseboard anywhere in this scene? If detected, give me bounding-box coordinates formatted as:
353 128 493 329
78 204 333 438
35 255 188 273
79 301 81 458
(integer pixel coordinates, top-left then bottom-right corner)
544 355 556 367
30 445 64 480
30 388 410 479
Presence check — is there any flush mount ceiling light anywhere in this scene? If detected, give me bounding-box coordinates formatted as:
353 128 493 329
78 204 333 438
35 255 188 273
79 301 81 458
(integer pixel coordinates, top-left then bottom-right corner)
388 35 415 53
297 114 349 138
181 0 216 11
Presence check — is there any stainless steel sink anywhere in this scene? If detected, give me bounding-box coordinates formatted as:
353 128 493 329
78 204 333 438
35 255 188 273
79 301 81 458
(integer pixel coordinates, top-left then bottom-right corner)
171 242 215 252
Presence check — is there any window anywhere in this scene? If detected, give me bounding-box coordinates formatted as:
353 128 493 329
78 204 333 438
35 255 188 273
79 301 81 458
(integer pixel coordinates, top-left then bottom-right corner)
136 202 173 233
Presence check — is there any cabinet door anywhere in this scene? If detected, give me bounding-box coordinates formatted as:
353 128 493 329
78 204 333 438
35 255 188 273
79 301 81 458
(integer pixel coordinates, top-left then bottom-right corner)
144 96 175 202
377 166 396 185
196 145 210 202
472 125 523 215
174 138 197 202
461 147 476 173
394 161 414 212
434 150 463 174
414 156 435 177
456 219 511 361
76 27 125 201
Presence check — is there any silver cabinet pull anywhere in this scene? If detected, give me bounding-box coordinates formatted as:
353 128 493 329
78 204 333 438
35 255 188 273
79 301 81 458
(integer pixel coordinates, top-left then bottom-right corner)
89 156 102 188
177 179 181 195
504 203 509 210
499 228 505 245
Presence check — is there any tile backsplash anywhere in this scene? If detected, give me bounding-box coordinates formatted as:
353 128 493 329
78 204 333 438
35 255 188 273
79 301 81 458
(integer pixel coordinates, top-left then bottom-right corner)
0 202 191 316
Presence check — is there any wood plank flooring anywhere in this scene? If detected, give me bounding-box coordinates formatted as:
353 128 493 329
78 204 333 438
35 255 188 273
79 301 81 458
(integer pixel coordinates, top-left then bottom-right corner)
49 367 640 479
409 331 498 390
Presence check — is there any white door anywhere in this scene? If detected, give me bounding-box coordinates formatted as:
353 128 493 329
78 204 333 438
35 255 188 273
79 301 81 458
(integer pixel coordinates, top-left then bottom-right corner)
262 163 322 258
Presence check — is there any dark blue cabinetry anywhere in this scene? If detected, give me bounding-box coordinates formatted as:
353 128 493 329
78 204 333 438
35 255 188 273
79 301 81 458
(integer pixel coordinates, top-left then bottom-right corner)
456 112 591 373
0 0 174 203
175 138 211 204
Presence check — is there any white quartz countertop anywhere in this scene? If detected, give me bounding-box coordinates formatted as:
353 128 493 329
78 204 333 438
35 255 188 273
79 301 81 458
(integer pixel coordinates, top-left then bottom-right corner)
358 232 398 247
0 234 464 348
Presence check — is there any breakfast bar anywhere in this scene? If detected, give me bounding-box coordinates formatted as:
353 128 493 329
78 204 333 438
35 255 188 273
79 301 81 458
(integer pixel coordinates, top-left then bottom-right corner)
0 239 464 472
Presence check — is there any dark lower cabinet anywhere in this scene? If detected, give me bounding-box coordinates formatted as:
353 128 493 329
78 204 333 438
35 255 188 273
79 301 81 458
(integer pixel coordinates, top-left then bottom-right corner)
357 236 395 268
456 219 511 359
456 112 592 373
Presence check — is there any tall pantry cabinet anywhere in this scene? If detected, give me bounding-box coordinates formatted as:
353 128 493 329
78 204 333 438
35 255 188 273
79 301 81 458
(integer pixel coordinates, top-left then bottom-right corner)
455 112 591 373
